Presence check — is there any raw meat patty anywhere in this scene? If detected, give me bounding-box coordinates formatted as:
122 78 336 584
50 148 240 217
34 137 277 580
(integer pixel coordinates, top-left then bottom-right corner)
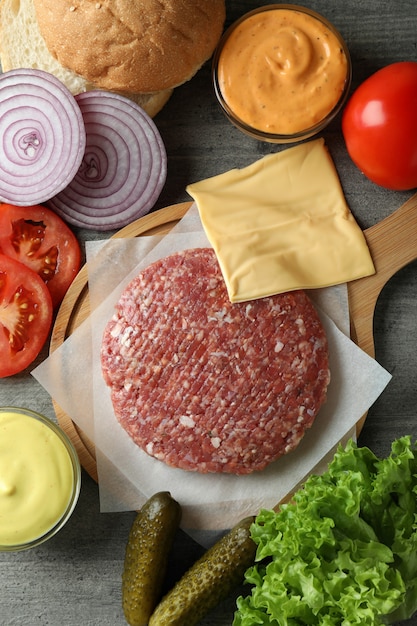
101 248 330 474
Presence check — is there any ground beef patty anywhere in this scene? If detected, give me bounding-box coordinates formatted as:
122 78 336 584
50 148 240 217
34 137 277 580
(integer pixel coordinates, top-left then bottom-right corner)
101 248 330 474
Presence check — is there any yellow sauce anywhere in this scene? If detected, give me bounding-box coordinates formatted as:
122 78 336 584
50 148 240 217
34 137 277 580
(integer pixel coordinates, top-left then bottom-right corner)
0 410 76 547
217 8 349 134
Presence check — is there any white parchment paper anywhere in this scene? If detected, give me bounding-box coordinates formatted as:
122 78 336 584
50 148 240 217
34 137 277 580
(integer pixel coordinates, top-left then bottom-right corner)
32 205 392 533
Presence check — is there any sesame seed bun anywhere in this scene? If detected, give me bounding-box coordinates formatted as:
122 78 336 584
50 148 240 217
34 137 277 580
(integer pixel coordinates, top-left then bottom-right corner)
33 0 226 93
0 0 174 117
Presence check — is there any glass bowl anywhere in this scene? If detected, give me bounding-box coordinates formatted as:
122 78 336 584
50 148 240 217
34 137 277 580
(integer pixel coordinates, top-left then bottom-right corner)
0 406 81 551
212 4 352 143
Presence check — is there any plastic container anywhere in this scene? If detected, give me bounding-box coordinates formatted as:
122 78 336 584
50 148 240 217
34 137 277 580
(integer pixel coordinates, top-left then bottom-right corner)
212 4 352 143
0 407 81 551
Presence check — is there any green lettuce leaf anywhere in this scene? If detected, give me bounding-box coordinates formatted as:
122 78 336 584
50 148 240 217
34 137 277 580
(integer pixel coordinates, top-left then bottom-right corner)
233 436 417 626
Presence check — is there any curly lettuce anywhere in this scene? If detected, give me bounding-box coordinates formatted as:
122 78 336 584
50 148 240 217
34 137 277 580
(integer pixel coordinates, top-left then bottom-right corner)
234 436 417 626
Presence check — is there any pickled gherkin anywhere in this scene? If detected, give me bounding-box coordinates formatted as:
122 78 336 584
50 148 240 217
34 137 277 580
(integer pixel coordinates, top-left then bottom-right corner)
122 491 182 626
148 516 256 626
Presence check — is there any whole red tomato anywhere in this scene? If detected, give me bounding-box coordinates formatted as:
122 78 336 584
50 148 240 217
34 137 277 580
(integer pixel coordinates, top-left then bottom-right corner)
342 61 417 190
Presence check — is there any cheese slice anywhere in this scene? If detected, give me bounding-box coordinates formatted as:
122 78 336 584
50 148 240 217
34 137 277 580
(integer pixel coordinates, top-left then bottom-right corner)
186 138 375 302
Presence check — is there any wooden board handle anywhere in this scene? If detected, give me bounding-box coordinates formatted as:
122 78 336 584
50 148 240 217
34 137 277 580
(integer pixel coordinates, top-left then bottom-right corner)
348 192 417 357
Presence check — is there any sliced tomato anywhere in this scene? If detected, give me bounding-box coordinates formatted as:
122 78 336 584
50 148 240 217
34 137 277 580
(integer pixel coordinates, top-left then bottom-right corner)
0 254 53 377
0 203 81 308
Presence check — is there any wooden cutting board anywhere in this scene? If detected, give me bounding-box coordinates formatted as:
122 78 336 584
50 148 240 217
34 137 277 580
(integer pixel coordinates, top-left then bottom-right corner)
49 195 417 482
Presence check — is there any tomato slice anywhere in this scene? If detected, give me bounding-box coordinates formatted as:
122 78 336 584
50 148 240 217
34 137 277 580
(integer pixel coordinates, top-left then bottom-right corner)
0 254 53 377
0 203 81 308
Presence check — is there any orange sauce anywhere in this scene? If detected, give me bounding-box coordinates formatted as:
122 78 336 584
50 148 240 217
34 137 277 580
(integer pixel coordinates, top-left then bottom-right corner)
217 8 349 135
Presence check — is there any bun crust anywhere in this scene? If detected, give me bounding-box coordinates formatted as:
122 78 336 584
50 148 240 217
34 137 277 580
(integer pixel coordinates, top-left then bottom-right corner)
0 0 173 117
0 0 89 94
33 0 226 93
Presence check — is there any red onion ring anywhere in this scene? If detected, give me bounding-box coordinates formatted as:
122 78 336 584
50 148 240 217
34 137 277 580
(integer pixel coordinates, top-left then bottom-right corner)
0 69 86 205
47 91 167 230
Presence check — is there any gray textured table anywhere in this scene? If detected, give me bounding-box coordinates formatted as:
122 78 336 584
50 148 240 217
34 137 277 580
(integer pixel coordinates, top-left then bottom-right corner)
1 1 417 624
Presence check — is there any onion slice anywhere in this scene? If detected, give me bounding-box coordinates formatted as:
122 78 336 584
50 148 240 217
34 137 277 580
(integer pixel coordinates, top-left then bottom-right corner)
47 91 167 230
0 69 86 206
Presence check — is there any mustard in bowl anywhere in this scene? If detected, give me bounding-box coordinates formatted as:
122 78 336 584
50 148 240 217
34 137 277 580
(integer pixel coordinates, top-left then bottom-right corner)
0 407 81 551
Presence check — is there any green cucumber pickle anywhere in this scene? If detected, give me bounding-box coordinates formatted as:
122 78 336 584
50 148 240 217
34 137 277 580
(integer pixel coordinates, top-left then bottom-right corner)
122 491 182 626
148 516 256 626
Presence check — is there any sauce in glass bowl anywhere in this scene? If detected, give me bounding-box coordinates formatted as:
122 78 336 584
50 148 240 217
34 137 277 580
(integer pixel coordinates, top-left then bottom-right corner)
213 4 351 143
0 407 81 551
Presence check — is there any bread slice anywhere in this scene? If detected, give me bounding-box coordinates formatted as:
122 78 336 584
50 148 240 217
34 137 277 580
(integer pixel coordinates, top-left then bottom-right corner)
0 0 172 117
33 0 226 93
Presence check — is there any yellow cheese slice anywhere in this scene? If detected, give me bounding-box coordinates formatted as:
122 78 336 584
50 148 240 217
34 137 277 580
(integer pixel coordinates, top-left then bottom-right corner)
186 138 375 302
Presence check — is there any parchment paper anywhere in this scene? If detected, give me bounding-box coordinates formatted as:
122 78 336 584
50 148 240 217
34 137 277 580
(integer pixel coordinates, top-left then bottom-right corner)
32 205 392 533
